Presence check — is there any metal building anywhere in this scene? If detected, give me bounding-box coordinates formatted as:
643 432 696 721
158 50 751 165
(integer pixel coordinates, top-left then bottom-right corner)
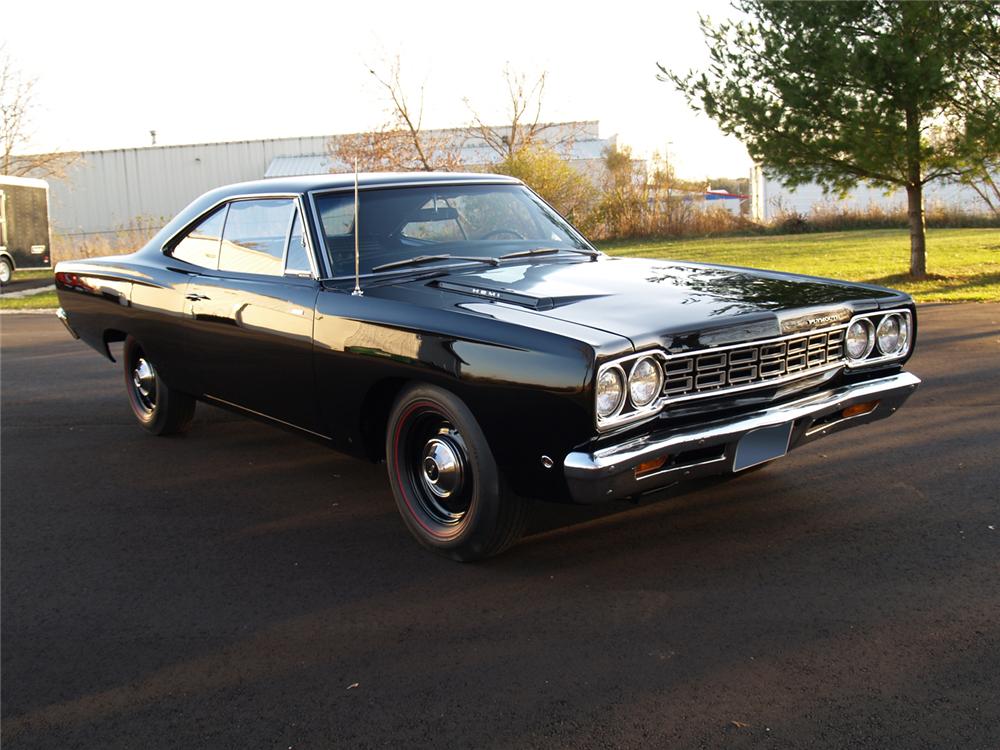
750 165 995 222
39 122 615 250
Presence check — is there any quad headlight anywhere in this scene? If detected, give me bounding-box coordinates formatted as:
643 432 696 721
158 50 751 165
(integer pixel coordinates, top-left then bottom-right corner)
628 357 662 408
876 313 908 355
845 319 875 361
846 310 912 366
596 366 625 418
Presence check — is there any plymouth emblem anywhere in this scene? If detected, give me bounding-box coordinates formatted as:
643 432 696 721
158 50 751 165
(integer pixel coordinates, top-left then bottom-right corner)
779 308 851 334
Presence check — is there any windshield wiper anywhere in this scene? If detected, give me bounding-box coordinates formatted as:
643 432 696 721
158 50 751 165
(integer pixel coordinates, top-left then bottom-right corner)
498 247 601 261
371 254 500 273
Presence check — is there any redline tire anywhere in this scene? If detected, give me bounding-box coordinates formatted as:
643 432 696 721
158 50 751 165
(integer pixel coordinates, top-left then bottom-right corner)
386 383 527 561
123 336 195 436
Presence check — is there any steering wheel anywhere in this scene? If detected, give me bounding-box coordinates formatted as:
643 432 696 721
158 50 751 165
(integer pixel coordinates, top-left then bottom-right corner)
481 229 526 241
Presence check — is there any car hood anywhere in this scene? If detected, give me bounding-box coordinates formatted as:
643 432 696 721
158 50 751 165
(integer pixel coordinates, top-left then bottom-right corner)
377 256 907 352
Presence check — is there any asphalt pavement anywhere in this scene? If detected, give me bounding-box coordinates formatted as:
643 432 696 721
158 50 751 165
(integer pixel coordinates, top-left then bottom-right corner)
2 304 998 749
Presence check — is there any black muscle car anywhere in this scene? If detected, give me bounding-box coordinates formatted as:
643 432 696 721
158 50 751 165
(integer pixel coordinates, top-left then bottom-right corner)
55 172 920 560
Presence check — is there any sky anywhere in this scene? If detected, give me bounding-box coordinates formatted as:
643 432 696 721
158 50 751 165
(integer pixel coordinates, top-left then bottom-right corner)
2 0 752 180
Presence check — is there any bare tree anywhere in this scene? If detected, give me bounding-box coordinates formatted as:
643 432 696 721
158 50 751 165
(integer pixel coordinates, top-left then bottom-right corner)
957 157 1000 216
329 56 461 172
1 46 78 178
465 67 578 161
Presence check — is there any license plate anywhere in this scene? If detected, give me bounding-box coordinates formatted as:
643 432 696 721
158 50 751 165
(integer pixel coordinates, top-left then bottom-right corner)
734 422 793 472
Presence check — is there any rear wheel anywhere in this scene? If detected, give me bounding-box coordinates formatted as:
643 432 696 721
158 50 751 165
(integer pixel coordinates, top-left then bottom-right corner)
0 257 12 286
123 336 195 435
386 384 527 561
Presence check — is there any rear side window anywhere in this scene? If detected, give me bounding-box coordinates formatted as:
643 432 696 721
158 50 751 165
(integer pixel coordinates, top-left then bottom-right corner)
171 207 227 268
219 199 296 276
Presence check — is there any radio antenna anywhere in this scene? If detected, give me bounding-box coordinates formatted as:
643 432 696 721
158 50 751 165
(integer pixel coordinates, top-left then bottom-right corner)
352 158 363 296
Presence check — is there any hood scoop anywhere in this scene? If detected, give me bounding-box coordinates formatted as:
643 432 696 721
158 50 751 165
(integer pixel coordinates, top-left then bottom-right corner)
433 279 547 309
428 277 606 310
432 278 605 310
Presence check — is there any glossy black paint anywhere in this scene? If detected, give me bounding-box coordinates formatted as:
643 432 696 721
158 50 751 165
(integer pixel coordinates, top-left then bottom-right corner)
55 173 917 503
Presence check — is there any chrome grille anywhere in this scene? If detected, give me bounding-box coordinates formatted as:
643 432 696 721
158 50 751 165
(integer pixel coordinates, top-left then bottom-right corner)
662 327 846 399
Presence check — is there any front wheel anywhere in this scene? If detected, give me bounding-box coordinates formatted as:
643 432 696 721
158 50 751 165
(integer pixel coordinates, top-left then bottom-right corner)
386 384 527 561
123 336 195 435
0 257 12 286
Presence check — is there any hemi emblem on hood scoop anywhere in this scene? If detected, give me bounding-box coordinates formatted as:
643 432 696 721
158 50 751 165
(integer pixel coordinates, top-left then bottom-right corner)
779 307 851 334
470 287 501 298
434 279 553 309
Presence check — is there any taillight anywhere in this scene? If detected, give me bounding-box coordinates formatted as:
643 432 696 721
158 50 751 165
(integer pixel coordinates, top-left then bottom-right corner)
55 272 90 289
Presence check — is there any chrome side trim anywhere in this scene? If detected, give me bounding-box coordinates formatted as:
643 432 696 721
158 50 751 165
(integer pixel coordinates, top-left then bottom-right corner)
567 371 921 504
306 189 333 279
202 394 331 440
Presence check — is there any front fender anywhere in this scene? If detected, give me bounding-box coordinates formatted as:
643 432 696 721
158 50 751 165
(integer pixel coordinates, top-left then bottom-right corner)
312 289 621 501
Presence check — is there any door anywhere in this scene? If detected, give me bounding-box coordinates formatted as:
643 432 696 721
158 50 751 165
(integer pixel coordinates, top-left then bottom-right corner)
183 198 324 435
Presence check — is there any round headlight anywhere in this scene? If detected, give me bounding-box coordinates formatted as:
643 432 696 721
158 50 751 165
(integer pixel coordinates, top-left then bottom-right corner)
596 367 624 418
876 313 907 355
846 319 874 361
628 357 662 407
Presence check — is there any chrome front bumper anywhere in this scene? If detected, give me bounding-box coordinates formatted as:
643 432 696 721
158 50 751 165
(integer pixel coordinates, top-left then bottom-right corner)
564 371 921 504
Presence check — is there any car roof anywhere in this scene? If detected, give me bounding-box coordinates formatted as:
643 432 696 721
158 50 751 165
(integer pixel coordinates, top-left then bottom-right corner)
220 171 522 196
138 171 527 265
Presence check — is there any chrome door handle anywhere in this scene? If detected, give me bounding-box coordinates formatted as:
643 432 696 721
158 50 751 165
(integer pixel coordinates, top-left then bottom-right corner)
186 293 210 301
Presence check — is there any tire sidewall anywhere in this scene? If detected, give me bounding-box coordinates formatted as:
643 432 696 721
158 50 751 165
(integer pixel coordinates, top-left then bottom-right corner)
0 258 12 285
387 385 503 559
123 336 167 432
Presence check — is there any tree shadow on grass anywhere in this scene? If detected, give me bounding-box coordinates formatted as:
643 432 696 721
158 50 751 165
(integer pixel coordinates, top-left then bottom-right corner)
863 270 1000 298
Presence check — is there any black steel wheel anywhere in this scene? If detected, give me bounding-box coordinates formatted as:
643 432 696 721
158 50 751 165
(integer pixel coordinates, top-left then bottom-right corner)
123 335 195 435
386 384 527 561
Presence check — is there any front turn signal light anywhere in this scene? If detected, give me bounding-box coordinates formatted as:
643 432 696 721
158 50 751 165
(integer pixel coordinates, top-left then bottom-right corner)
842 401 879 419
635 456 669 477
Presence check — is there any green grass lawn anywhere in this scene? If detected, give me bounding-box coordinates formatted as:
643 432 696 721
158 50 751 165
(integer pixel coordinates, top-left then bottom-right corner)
0 268 57 310
600 227 1000 302
0 291 59 310
9 268 55 281
2 229 997 310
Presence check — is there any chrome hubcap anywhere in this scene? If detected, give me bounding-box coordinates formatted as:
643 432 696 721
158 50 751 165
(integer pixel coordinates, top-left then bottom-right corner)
0 263 10 283
404 417 471 527
420 437 464 500
132 357 157 412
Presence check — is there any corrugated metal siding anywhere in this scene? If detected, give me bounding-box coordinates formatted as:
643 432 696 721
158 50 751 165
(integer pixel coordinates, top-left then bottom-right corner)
751 165 996 221
43 122 613 238
264 155 332 178
49 135 330 237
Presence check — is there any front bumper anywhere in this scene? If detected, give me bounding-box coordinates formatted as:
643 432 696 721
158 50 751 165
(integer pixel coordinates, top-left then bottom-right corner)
564 371 920 504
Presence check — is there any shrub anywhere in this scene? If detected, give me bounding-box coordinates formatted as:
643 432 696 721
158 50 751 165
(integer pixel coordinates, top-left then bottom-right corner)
494 145 597 227
52 217 164 262
771 203 1000 233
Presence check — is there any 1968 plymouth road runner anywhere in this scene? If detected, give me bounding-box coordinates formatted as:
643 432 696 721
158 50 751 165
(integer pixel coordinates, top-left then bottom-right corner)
55 173 920 560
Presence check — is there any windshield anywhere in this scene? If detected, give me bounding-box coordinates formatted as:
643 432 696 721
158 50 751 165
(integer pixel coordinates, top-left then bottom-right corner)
313 183 591 277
